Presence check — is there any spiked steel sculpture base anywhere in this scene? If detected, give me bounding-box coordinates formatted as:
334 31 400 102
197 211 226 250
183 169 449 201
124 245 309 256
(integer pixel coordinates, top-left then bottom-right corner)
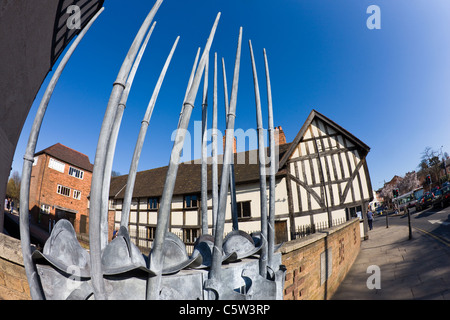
21 1 286 300
33 250 285 300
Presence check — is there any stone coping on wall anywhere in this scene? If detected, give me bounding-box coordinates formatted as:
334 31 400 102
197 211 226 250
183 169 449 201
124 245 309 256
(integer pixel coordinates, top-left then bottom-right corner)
0 232 25 266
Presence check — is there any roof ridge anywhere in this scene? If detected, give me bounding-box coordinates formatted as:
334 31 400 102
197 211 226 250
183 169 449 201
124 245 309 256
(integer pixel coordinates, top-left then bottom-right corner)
35 143 94 172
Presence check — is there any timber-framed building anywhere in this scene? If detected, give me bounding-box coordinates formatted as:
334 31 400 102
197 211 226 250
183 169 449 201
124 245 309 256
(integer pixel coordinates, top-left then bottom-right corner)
108 110 373 251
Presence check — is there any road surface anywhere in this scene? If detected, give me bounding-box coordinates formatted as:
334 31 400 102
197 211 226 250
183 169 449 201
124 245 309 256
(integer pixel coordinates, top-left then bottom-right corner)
375 205 450 247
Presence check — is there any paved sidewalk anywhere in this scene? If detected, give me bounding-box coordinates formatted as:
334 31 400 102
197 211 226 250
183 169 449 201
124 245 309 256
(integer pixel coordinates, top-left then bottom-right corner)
332 224 450 300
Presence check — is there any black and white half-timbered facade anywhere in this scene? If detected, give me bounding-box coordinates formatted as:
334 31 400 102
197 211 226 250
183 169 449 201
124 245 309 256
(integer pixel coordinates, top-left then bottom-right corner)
277 110 373 241
109 110 373 250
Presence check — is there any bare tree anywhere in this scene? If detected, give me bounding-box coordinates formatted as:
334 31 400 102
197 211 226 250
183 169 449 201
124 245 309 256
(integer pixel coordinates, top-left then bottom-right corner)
398 171 420 194
6 171 21 201
418 147 441 188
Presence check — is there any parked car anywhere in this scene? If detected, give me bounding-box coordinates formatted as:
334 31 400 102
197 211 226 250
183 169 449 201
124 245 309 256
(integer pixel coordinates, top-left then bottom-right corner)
432 189 442 208
415 192 434 211
432 185 450 209
375 206 384 215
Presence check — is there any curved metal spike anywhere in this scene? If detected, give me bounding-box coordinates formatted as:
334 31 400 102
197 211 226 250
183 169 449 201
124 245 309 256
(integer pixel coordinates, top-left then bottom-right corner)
249 40 268 278
147 12 221 300
121 36 180 228
101 21 157 249
19 7 105 300
89 0 163 300
264 48 276 269
211 53 219 234
209 26 243 281
221 58 239 231
201 56 209 235
178 47 201 129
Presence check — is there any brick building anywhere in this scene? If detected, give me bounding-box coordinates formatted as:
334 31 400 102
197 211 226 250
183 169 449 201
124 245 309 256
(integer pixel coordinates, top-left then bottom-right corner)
29 143 93 234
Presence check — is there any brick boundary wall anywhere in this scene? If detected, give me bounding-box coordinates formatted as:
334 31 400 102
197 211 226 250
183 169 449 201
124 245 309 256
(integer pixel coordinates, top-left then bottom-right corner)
281 218 361 300
0 233 31 300
0 218 361 301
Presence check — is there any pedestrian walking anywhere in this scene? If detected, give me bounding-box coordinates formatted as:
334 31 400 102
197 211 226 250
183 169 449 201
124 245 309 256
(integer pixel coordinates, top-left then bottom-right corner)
367 209 374 230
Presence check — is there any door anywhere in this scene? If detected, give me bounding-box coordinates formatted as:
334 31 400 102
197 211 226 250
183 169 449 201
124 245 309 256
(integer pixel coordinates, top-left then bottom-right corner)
275 220 288 244
55 209 76 228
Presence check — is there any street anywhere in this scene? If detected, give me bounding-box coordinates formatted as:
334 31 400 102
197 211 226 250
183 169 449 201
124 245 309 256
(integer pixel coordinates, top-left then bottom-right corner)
376 205 450 247
333 206 450 300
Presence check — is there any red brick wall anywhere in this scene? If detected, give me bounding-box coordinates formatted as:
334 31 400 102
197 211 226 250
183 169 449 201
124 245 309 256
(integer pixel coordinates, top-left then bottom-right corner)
281 219 361 300
2 220 361 301
29 154 92 234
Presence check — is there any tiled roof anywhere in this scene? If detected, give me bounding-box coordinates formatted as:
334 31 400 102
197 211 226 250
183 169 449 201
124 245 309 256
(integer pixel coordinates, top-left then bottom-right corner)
109 143 292 199
35 143 94 172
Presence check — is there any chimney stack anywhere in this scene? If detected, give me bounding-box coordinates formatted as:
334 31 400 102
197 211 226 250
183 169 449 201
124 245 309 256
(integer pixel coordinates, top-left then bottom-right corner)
275 126 286 146
223 130 237 154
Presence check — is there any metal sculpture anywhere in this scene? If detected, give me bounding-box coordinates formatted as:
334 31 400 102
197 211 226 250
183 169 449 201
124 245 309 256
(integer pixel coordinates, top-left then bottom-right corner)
20 1 286 300
209 26 243 283
147 12 222 300
89 0 163 300
105 21 157 243
19 7 105 300
264 48 277 269
211 53 219 233
121 35 180 228
201 57 209 236
249 39 268 277
221 58 239 231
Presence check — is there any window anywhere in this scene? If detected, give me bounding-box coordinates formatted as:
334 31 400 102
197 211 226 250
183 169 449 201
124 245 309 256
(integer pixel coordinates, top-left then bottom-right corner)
148 197 159 210
73 190 82 200
49 158 65 173
69 167 84 180
57 185 71 197
184 195 199 209
147 227 156 240
346 205 362 220
40 204 51 215
109 199 116 210
237 201 251 219
183 228 199 244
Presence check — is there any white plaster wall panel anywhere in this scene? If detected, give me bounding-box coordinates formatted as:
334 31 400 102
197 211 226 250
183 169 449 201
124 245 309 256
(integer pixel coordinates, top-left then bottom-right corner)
139 212 148 224
312 212 328 225
291 179 300 213
275 178 289 215
171 211 183 226
331 209 346 221
130 211 137 224
149 212 158 225
185 211 198 226
359 165 370 200
115 211 122 224
171 197 184 209
131 199 138 210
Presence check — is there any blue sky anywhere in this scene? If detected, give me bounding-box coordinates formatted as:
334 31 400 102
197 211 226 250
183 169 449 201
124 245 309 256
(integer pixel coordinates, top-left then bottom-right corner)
11 0 450 191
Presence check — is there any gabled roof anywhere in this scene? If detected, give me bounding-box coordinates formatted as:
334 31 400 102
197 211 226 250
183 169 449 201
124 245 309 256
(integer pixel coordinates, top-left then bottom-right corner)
278 109 371 169
35 143 94 172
